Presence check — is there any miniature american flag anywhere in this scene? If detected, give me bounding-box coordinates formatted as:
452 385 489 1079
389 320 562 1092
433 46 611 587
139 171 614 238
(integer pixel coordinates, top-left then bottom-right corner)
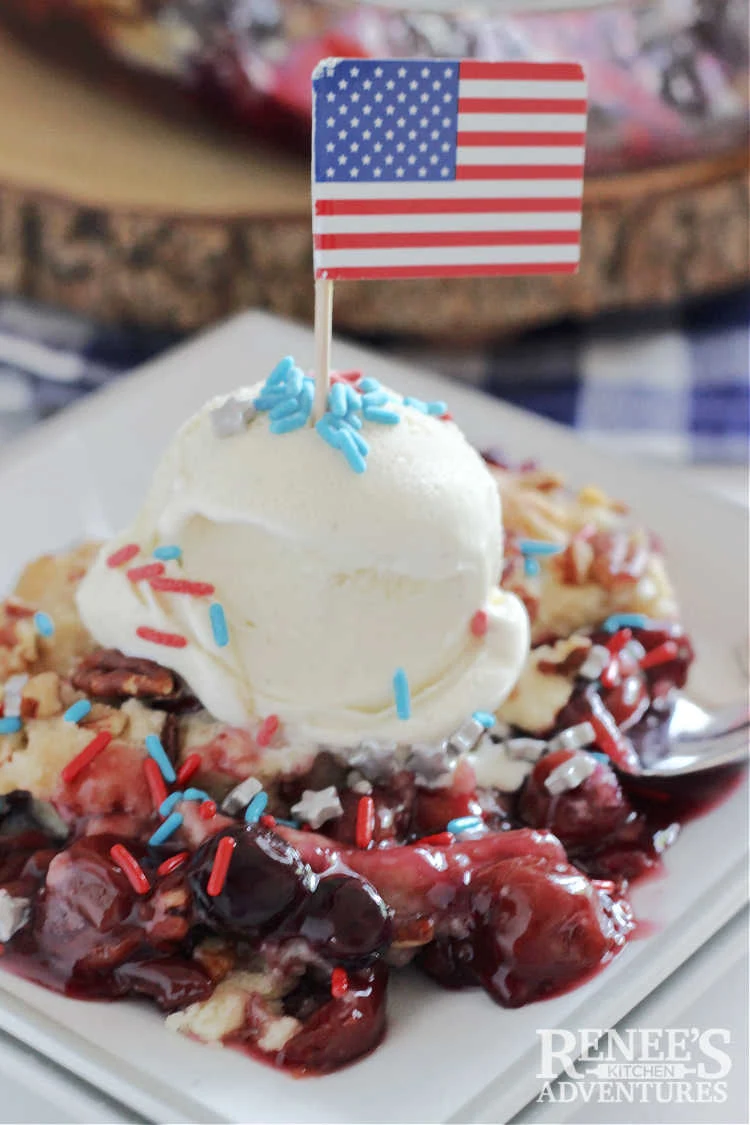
312 58 587 280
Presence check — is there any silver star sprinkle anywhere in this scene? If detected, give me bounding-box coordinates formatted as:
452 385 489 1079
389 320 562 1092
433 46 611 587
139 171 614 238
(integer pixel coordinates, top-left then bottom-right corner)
221 775 263 817
211 396 257 439
0 889 30 942
448 716 485 756
2 674 28 719
503 737 549 763
544 753 597 796
349 739 399 782
291 786 343 830
547 722 596 754
405 741 455 785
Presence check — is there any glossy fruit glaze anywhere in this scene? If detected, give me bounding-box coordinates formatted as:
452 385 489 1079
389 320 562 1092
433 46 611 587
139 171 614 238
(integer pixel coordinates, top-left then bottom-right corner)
0 620 742 1074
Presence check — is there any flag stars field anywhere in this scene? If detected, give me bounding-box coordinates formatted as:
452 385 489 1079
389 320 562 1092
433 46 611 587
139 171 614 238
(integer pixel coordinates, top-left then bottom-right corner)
312 57 587 280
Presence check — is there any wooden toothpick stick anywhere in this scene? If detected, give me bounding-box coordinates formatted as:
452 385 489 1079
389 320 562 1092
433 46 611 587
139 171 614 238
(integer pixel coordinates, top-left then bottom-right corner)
313 278 334 421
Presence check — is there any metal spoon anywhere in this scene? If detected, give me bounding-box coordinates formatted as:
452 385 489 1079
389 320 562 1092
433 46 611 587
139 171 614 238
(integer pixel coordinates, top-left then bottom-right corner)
615 697 748 787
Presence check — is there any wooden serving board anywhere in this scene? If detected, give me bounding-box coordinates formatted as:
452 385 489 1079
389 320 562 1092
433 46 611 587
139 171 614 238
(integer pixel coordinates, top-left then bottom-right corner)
0 26 747 342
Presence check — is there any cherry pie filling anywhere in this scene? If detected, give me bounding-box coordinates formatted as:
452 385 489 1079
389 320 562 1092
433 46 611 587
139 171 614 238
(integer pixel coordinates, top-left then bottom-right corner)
0 608 741 1076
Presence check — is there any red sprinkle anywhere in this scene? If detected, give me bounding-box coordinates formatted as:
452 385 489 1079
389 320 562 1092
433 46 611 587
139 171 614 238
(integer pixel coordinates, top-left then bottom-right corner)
110 844 150 895
4 600 34 619
259 814 277 829
207 835 236 896
149 577 215 597
143 758 168 809
600 658 621 689
416 831 454 847
355 795 375 850
330 967 349 999
256 714 280 748
176 753 201 786
470 610 488 638
606 628 633 655
136 626 188 649
157 851 190 877
640 641 679 670
332 369 361 384
198 799 217 820
107 543 140 569
127 563 165 583
440 413 454 422
62 730 112 785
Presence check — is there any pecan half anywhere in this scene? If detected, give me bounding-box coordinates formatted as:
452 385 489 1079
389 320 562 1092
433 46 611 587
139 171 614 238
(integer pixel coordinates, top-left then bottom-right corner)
72 648 175 701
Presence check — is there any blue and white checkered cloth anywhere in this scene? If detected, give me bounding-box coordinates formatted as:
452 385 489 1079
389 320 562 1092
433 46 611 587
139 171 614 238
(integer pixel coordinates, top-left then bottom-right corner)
0 290 747 463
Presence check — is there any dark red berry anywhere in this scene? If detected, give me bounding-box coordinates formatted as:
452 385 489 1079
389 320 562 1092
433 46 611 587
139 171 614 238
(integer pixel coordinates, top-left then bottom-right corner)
189 825 315 939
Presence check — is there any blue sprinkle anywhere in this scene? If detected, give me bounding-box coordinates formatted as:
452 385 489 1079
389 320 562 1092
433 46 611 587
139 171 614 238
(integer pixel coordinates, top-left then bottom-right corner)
254 391 286 411
270 412 308 435
245 791 269 823
266 356 295 387
286 366 304 397
446 815 484 836
518 539 565 557
63 700 92 724
338 430 367 473
603 613 648 634
363 406 400 425
0 717 22 735
403 396 428 413
426 401 447 416
588 752 610 765
472 711 496 729
274 817 300 828
359 377 381 392
269 397 300 421
362 390 389 407
153 545 182 561
345 413 363 431
159 791 184 817
146 733 176 784
524 556 541 577
297 379 315 415
183 787 211 803
34 612 55 638
328 382 348 417
345 384 362 411
149 812 183 847
316 416 344 449
393 667 411 720
349 430 370 457
210 603 229 648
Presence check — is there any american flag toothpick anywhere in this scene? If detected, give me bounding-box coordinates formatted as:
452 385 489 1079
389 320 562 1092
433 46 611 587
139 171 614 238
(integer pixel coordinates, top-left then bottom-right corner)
310 56 588 409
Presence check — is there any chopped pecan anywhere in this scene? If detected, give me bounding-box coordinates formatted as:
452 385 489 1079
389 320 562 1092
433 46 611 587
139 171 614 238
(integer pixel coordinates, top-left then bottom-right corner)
21 672 63 719
161 713 182 766
589 531 650 589
555 533 595 586
72 648 175 701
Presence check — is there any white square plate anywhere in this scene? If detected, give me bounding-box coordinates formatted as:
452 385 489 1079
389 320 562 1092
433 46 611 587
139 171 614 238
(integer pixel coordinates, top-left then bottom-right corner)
0 312 747 1124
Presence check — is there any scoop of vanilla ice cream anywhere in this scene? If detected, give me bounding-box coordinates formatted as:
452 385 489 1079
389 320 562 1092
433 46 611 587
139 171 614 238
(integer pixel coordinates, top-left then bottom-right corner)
77 378 528 749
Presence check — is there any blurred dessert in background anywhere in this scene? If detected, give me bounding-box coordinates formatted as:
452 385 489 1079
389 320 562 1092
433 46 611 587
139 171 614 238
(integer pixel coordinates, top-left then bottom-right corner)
3 0 748 174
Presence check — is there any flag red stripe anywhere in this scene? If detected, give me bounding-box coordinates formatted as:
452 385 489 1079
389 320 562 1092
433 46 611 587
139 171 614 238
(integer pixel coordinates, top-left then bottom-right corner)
315 197 583 216
459 61 584 81
458 97 587 114
456 131 586 147
317 263 578 280
456 165 585 180
315 231 581 250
